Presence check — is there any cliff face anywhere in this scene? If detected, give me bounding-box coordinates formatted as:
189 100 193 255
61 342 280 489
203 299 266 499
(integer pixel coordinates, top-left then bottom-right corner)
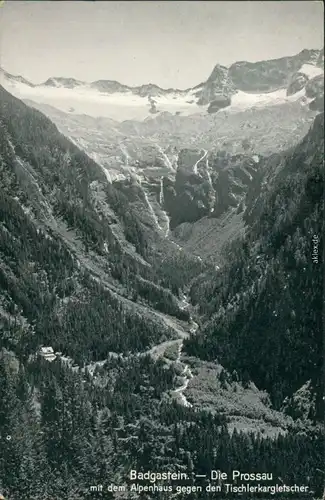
196 48 324 109
161 149 259 230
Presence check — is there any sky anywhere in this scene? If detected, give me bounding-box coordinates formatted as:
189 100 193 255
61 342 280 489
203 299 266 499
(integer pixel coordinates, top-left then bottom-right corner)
0 1 323 89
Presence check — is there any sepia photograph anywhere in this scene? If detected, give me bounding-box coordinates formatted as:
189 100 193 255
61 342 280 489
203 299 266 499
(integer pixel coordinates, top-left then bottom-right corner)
0 1 324 499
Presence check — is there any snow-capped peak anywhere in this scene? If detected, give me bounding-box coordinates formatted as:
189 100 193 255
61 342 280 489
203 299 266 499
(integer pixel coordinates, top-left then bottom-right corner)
0 47 323 121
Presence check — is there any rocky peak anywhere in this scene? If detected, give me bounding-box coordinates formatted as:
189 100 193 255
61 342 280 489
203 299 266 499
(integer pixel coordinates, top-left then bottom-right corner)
228 51 311 92
43 77 84 89
197 64 235 105
195 48 324 107
0 67 35 88
90 80 130 93
206 63 228 83
135 83 165 98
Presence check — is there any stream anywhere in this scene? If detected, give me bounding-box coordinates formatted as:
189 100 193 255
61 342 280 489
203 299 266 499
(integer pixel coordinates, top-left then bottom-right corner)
171 293 197 407
172 340 194 407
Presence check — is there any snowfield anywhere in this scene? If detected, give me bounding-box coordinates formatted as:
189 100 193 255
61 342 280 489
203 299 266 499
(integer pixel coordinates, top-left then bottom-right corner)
299 64 324 79
0 76 203 120
229 88 305 112
1 69 317 122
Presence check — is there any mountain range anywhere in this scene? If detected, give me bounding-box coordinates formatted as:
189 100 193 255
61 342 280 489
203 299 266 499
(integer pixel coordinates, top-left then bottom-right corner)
1 47 323 121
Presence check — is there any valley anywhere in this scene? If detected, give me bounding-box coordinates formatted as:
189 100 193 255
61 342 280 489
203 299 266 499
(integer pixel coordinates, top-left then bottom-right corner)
0 39 324 500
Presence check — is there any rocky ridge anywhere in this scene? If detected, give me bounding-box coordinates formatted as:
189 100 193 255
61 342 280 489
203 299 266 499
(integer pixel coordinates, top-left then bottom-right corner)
1 47 323 114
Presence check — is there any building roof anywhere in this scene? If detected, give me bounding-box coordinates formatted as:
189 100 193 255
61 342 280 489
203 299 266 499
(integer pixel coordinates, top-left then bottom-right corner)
39 346 56 362
40 346 55 354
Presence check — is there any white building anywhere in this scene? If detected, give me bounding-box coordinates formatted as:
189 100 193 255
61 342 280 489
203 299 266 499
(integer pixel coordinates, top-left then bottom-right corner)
39 346 56 362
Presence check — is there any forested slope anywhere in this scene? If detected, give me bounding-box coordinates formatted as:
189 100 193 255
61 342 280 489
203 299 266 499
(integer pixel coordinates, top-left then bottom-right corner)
185 113 324 419
0 85 198 363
